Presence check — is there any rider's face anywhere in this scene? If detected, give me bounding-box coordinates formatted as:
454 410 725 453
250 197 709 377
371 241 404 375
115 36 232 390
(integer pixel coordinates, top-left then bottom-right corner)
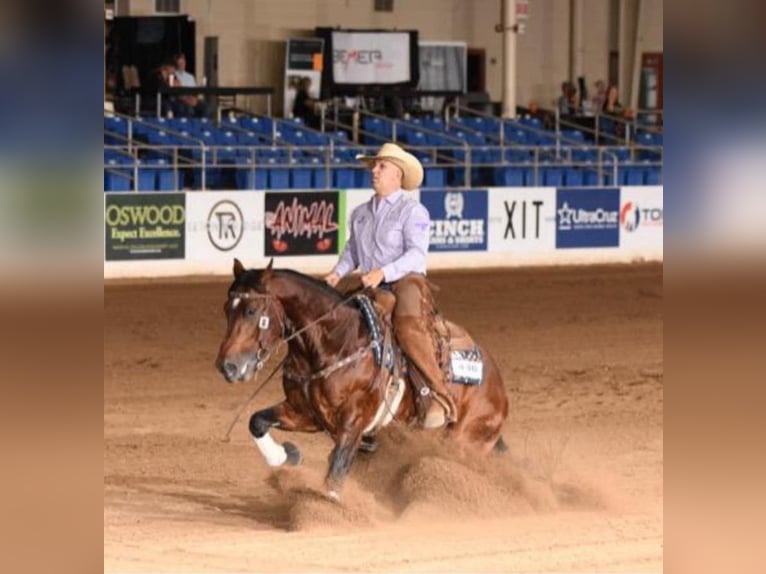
371 159 403 195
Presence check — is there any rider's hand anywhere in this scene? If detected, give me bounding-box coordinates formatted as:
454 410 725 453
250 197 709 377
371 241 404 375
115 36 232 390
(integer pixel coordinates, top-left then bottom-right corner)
324 271 340 287
361 268 385 289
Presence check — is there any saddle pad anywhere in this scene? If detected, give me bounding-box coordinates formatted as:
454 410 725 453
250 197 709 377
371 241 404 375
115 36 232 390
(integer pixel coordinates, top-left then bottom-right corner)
450 347 483 385
439 319 476 352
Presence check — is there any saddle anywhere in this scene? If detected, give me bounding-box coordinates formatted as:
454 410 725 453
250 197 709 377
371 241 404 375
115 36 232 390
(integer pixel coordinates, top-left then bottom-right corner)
365 288 484 386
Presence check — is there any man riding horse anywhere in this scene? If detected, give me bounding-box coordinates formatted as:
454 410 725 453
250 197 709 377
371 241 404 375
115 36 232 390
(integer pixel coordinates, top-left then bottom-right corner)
324 143 457 429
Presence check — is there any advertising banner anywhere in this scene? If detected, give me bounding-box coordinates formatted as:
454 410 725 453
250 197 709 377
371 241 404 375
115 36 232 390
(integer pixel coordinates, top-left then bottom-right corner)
556 188 620 248
619 186 664 251
332 31 411 84
104 193 185 260
488 187 556 252
264 191 340 256
186 192 263 263
421 190 487 251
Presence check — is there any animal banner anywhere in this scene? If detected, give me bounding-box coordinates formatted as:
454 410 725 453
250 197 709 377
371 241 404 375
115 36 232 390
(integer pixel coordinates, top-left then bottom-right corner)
264 191 340 256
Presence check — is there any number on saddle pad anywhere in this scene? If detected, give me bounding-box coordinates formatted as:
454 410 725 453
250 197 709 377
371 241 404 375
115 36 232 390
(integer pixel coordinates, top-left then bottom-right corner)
450 347 484 385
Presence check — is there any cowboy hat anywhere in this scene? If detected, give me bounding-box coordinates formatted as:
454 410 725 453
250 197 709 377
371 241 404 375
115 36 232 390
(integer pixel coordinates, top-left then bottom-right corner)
356 142 424 191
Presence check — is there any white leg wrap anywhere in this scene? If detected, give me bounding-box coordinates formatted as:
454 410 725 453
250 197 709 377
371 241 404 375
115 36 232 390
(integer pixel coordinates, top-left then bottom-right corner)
253 432 288 467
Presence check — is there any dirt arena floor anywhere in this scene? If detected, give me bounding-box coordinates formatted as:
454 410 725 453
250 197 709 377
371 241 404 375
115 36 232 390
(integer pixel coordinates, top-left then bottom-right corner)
104 263 663 573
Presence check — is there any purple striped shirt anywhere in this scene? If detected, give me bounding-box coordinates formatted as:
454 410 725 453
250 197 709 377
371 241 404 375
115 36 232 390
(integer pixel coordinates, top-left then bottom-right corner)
333 190 430 282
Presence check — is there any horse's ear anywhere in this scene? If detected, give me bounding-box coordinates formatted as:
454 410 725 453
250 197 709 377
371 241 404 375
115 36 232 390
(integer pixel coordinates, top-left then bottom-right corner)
262 258 274 282
233 258 245 279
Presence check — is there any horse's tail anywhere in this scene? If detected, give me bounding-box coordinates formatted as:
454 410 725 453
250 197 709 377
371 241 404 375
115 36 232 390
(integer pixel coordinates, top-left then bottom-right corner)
493 435 509 454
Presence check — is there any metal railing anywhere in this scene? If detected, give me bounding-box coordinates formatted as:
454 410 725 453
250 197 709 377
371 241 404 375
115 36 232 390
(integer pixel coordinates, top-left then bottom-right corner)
103 142 662 192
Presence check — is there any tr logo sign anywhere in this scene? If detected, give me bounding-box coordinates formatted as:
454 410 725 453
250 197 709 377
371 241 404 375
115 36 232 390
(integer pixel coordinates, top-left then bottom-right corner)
207 200 244 251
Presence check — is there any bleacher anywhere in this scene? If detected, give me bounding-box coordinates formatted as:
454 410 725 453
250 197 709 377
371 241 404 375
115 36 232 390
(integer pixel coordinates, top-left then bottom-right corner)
104 110 663 192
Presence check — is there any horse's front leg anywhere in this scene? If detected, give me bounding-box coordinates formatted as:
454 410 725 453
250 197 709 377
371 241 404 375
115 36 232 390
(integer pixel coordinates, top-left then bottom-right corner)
325 407 367 500
249 400 319 467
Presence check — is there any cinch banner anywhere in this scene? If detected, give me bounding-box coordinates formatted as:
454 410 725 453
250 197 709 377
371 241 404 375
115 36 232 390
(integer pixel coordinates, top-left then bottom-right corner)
421 189 488 251
104 193 185 260
332 31 411 84
264 191 339 256
556 188 620 248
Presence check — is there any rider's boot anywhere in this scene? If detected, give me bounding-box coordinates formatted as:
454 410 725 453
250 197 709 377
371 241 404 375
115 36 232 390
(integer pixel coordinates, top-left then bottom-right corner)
395 316 457 428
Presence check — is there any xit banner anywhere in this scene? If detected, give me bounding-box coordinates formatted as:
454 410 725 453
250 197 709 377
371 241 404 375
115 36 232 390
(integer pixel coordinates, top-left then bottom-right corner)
556 188 620 248
421 189 488 251
332 31 411 84
104 193 185 260
264 191 339 256
488 187 556 252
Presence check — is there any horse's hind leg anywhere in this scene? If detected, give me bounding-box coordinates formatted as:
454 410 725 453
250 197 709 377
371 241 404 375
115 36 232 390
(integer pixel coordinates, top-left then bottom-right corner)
249 400 319 467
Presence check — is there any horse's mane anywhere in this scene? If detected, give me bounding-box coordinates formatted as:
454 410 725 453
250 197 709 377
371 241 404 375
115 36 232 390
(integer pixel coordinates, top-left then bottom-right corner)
232 267 355 309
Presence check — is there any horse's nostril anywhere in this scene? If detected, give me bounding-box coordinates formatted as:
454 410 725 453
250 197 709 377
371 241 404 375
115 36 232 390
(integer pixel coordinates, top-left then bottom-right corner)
223 362 238 379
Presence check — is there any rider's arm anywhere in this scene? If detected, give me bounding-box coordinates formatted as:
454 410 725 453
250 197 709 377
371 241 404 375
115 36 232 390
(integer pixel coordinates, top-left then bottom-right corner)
381 203 430 283
332 226 359 279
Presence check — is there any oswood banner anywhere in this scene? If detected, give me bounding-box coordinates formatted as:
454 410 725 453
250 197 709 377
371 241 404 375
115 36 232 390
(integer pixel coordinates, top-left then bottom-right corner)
104 193 185 260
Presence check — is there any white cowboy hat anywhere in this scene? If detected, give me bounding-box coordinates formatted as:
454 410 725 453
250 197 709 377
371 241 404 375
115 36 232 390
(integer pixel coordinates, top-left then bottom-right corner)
356 142 424 191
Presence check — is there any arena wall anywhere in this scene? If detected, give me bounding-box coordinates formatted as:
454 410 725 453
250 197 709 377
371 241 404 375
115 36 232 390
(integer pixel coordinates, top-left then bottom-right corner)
103 186 663 279
120 0 662 114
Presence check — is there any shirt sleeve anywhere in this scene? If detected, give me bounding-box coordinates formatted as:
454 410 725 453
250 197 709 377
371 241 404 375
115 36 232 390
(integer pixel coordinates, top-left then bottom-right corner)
333 211 360 278
381 203 430 282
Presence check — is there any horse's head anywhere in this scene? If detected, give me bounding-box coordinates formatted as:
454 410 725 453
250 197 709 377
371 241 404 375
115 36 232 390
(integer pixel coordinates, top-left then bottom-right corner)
215 258 285 383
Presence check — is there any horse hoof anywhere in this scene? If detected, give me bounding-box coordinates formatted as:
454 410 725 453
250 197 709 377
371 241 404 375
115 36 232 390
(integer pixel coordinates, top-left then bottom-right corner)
283 442 302 466
359 435 378 454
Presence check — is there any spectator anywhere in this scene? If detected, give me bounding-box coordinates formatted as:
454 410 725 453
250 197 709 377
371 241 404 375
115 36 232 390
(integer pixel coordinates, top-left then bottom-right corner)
602 84 623 115
292 77 318 127
591 79 607 111
557 81 576 115
171 53 208 118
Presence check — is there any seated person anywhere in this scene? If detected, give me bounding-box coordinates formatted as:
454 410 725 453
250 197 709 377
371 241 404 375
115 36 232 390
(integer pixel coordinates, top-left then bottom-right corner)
292 77 318 128
164 54 208 118
557 81 576 115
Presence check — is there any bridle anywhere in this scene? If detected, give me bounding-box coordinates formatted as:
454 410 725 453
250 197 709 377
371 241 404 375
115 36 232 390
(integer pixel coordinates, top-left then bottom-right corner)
227 288 376 379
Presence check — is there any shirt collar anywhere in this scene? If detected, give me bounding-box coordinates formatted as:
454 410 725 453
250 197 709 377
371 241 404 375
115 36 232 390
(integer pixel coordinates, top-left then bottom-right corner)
374 189 404 207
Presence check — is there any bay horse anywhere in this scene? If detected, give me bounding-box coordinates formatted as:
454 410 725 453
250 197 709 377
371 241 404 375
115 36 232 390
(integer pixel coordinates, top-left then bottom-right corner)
215 259 509 500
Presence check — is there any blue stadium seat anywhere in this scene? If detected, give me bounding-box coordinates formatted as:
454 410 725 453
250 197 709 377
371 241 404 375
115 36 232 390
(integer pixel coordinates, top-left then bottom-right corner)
311 158 328 189
104 160 132 192
267 158 289 189
564 168 584 187
542 167 564 187
494 167 524 187
623 165 645 186
583 168 602 186
153 158 176 190
356 167 372 189
645 167 662 185
239 116 273 134
235 157 267 190
290 158 312 189
333 165 355 189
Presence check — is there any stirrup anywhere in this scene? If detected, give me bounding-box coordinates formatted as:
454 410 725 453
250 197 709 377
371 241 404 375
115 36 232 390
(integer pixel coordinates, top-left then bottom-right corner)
422 402 447 429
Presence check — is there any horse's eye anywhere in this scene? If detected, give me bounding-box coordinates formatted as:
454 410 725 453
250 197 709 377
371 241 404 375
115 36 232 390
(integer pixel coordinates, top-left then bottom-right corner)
245 307 257 317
